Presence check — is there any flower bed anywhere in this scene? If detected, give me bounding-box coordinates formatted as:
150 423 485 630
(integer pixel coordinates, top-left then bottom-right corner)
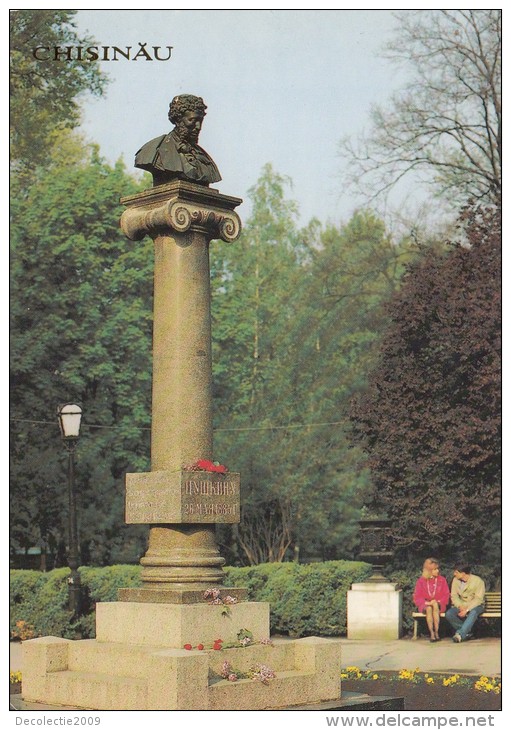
10 671 22 694
341 667 501 711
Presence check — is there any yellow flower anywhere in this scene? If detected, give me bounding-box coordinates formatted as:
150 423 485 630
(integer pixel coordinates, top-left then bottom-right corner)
426 677 435 684
474 676 501 694
372 674 379 680
398 668 421 683
342 666 363 679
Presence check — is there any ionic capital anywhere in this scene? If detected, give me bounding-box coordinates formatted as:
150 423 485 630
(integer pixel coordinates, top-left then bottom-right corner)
120 182 242 243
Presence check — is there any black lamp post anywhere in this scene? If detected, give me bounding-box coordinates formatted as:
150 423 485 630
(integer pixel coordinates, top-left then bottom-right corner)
57 403 82 615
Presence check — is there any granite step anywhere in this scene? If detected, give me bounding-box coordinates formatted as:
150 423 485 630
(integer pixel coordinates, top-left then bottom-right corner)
12 690 405 712
208 669 338 711
68 639 158 678
67 638 297 677
43 670 148 711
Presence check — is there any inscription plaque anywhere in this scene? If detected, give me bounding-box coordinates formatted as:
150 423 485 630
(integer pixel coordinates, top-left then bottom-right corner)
125 470 240 524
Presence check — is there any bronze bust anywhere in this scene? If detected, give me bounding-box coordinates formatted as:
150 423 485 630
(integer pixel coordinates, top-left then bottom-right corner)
135 94 221 187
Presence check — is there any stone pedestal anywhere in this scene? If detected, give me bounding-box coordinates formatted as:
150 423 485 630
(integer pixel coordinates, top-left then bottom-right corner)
20 181 345 711
347 582 403 640
22 600 343 711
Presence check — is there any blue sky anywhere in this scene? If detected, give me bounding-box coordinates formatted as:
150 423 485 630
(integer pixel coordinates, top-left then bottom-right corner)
73 9 409 227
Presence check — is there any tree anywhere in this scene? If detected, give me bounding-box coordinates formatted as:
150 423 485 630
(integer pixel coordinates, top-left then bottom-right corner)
350 205 501 565
341 10 501 209
211 164 306 563
211 165 414 564
10 138 152 566
10 10 107 176
273 210 417 561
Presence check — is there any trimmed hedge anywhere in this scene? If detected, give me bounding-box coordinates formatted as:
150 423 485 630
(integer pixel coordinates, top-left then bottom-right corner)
224 560 372 636
10 565 142 640
10 561 499 641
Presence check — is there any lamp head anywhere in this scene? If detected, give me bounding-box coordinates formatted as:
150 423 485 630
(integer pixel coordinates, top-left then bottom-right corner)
57 403 82 445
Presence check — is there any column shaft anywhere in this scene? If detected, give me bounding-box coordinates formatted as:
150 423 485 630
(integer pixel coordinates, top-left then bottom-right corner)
120 182 242 594
151 230 213 470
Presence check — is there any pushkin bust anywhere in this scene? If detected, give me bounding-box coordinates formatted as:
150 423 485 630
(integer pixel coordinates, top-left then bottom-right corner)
134 94 221 187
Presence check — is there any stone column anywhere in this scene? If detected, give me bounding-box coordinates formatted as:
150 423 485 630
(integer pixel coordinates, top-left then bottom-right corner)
120 180 242 596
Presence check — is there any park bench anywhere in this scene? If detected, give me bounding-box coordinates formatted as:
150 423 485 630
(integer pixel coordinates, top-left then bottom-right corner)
412 591 501 640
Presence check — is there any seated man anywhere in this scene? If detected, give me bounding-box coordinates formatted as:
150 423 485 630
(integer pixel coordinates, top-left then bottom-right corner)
445 563 485 642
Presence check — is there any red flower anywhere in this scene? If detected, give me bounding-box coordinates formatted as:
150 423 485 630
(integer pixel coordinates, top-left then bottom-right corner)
196 459 214 470
197 644 204 650
195 459 228 474
183 644 192 650
213 638 223 650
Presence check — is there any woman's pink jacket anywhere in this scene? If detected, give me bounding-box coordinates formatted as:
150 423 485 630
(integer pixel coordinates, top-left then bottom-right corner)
413 575 450 612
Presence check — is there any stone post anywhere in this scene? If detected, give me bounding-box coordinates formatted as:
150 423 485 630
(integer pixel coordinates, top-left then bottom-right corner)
120 180 242 596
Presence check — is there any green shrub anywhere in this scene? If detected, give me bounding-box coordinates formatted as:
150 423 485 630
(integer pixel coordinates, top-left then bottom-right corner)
225 560 372 636
80 564 142 603
10 561 500 640
387 569 416 635
10 568 77 639
10 569 46 640
10 565 143 640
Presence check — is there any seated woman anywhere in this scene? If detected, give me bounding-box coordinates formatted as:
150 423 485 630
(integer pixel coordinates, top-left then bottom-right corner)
413 558 450 642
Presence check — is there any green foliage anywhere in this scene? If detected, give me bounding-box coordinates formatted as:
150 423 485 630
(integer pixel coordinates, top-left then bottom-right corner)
80 564 143 603
212 168 415 564
10 10 107 177
10 566 143 639
10 140 151 566
10 569 46 605
10 568 78 639
225 560 372 636
351 206 501 563
10 562 372 639
10 562 500 640
387 569 417 635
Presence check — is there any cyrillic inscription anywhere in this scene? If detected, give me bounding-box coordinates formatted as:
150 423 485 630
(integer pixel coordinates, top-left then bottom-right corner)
183 503 238 517
125 470 240 524
183 479 237 496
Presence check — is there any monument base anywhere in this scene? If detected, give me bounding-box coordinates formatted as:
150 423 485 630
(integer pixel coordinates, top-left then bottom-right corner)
347 582 403 640
118 586 248 604
21 600 343 711
11 690 405 712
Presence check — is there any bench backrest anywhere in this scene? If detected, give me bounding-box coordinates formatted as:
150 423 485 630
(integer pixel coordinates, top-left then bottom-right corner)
484 592 501 613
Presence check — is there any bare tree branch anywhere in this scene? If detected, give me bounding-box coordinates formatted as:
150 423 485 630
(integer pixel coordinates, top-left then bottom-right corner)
340 10 501 210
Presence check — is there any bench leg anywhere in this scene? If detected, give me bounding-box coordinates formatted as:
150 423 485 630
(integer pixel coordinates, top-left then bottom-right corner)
413 618 418 640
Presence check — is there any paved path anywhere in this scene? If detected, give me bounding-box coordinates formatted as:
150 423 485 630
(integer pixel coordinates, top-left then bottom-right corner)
9 637 501 712
10 636 501 678
339 637 501 677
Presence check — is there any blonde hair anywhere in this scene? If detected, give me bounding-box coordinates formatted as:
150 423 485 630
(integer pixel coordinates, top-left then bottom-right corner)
422 557 440 578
